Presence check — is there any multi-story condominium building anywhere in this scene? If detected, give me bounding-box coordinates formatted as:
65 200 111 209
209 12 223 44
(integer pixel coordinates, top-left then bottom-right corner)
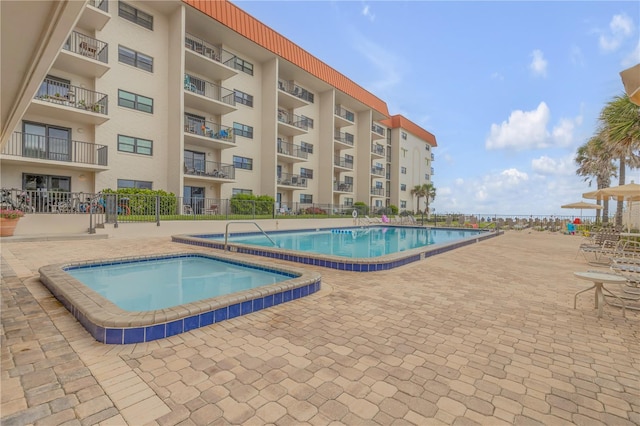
0 0 437 214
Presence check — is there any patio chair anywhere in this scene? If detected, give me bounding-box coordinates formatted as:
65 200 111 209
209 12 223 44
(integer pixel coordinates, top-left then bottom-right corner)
578 229 623 265
606 240 640 310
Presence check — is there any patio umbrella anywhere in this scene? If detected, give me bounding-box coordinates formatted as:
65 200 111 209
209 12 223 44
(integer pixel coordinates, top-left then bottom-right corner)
583 182 640 231
561 201 603 222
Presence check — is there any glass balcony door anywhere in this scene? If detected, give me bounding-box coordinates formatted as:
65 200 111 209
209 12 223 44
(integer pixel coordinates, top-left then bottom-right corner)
23 122 71 161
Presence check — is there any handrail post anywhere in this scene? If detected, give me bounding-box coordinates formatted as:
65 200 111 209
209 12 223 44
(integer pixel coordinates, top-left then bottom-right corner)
224 221 277 251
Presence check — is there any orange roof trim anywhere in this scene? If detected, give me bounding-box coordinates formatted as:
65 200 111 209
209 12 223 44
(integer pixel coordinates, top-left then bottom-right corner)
381 115 437 147
183 0 390 117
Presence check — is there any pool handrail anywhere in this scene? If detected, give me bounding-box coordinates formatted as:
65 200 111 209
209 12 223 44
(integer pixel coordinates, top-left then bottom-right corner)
224 221 277 250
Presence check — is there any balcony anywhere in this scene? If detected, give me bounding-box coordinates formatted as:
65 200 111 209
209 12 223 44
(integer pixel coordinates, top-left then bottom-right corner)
277 109 309 137
1 132 108 170
277 173 307 188
30 78 109 125
334 156 354 170
55 31 109 78
277 80 313 110
77 0 110 31
184 159 235 181
277 139 308 163
431 153 435 161
334 130 354 149
371 143 385 158
371 187 385 196
431 167 435 175
335 106 355 128
371 166 385 177
371 123 385 139
185 34 237 81
333 181 353 192
184 116 235 150
184 74 236 115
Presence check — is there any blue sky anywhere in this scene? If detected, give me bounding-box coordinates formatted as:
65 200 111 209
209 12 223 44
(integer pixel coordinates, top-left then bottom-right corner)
234 1 640 216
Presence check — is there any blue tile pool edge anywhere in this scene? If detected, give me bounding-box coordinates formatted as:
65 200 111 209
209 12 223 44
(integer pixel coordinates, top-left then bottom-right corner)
38 252 321 345
172 227 503 272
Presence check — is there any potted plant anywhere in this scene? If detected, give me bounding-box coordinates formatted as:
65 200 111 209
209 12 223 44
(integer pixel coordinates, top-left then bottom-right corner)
0 209 25 237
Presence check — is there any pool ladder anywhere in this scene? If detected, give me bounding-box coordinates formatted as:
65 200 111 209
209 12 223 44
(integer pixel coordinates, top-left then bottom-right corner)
224 221 277 251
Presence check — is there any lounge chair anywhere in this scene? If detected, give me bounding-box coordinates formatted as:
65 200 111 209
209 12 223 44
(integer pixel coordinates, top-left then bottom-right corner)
578 229 623 265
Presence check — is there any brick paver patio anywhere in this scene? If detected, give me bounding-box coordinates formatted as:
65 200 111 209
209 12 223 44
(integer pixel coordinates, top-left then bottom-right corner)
1 229 639 425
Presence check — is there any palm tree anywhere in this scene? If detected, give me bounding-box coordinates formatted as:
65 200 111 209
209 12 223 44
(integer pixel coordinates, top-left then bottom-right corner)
575 132 616 223
422 183 437 217
600 94 640 226
410 185 425 214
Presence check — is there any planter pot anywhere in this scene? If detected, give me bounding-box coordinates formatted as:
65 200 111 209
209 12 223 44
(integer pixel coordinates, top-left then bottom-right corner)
0 217 20 237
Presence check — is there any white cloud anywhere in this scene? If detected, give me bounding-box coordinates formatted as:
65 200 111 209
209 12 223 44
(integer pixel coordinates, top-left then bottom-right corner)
361 4 375 22
531 154 576 176
349 32 404 93
599 13 634 52
500 168 529 186
490 71 504 80
485 103 581 150
622 39 640 67
529 49 548 77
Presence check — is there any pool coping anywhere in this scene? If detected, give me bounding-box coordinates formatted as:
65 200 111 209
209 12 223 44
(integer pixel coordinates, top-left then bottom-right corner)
172 226 503 271
38 252 321 344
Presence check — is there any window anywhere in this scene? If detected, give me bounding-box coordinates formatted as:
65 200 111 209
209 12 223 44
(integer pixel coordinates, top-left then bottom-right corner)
118 1 153 30
400 184 406 191
345 176 354 185
300 115 314 129
233 122 253 138
118 179 152 189
184 150 205 173
400 201 407 208
22 121 71 162
344 197 353 207
232 57 253 75
401 167 407 174
118 89 153 113
300 194 312 203
118 134 152 155
375 182 383 189
300 142 314 154
232 188 253 196
234 89 253 107
345 154 354 164
118 46 153 72
402 131 407 140
233 155 253 170
23 173 70 192
300 168 313 179
425 144 430 151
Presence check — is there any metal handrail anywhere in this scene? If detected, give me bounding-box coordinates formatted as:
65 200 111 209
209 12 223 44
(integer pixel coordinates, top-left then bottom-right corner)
224 221 277 251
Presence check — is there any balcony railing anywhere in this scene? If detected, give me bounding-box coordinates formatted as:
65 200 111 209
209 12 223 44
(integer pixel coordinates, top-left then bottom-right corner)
277 139 308 159
63 31 108 63
184 115 235 144
371 187 385 196
334 156 354 169
335 106 354 122
371 144 384 155
431 167 435 175
333 181 353 192
184 159 235 179
277 109 309 130
184 33 236 67
334 130 354 146
184 74 235 106
371 166 385 176
278 80 314 103
89 0 108 12
3 132 108 166
277 173 307 188
431 153 435 161
35 78 108 115
371 123 385 136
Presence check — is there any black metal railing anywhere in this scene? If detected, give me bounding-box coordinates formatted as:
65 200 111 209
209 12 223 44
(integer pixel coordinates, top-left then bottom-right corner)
63 31 108 63
334 131 354 146
3 132 108 166
371 166 385 176
184 33 236 68
35 78 108 115
184 74 235 106
371 123 385 136
371 144 385 155
277 110 309 131
334 156 354 169
333 182 353 192
277 139 308 159
184 115 235 143
277 80 314 103
277 173 308 188
371 187 385 196
184 159 235 179
335 106 354 122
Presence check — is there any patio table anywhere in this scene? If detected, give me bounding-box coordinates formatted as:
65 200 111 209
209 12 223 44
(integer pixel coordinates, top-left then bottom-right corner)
574 271 628 318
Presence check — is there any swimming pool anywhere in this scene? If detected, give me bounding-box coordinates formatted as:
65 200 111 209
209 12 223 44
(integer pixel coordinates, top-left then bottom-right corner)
174 226 501 271
39 252 321 344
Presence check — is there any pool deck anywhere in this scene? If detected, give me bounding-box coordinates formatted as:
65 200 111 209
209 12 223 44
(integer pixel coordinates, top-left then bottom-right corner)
2 228 639 425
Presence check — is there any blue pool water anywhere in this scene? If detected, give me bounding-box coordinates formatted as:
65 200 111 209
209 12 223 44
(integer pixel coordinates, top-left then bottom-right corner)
217 227 483 258
66 254 293 311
